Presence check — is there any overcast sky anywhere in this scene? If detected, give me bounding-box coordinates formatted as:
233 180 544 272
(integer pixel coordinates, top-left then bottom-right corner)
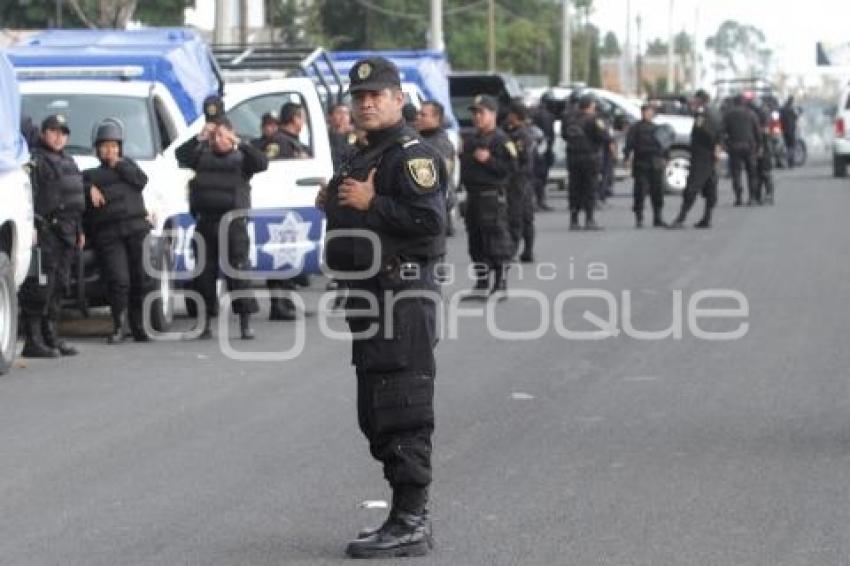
590 0 850 74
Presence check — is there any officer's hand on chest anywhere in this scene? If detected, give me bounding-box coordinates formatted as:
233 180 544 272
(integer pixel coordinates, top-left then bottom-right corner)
339 168 377 211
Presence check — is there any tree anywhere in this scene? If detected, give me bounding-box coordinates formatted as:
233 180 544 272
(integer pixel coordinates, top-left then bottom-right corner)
645 38 668 57
600 31 621 57
0 0 190 28
705 20 773 78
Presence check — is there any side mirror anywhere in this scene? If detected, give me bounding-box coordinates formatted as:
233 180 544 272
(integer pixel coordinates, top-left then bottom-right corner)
296 177 326 187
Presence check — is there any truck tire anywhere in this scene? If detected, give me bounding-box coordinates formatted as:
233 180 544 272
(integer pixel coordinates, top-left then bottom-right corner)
833 155 847 178
0 252 17 375
664 149 691 194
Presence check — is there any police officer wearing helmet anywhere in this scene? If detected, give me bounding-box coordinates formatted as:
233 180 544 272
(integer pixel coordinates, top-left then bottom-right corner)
623 104 668 228
460 94 517 298
176 115 268 340
83 119 152 343
316 56 446 559
503 100 537 262
563 94 611 230
669 89 722 229
18 114 85 358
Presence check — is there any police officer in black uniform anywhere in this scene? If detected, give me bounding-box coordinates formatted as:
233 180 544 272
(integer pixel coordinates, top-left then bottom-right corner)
562 94 611 230
531 97 555 211
723 94 763 206
19 114 85 358
751 100 776 205
503 101 536 262
176 116 268 339
670 90 723 229
278 102 311 159
328 103 359 172
317 56 445 559
83 119 152 343
623 104 667 228
460 94 517 297
251 112 289 160
416 101 457 236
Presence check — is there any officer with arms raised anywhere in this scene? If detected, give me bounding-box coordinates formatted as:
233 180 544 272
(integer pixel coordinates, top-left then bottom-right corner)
460 94 517 297
19 114 85 358
316 56 445 559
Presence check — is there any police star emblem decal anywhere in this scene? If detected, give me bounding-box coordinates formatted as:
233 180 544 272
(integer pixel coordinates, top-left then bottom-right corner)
261 211 315 270
357 63 372 80
407 158 437 191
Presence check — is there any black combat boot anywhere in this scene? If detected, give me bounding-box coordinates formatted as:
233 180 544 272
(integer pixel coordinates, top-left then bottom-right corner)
21 316 59 358
348 487 433 559
198 316 213 340
653 209 667 228
239 313 255 340
584 209 602 231
490 265 508 300
462 267 490 300
635 212 644 229
42 318 78 356
694 207 712 229
269 297 297 321
519 231 534 263
569 211 581 230
107 310 127 344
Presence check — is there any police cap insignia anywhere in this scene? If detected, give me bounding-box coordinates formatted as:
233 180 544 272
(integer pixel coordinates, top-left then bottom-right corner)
407 158 437 191
206 103 218 117
357 63 372 80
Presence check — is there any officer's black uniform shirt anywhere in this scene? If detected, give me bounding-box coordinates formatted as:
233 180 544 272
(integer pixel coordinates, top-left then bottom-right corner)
690 106 723 164
722 104 762 150
624 119 664 161
460 127 517 188
251 132 292 160
83 158 149 235
504 123 535 177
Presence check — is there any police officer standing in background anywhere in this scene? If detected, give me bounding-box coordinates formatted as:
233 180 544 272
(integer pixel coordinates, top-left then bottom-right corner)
723 94 763 206
176 115 268 340
278 102 311 159
460 94 517 297
623 104 667 228
562 95 611 230
251 112 289 160
415 100 457 236
530 96 555 211
780 96 798 168
19 114 85 358
503 101 536 262
669 90 722 229
83 119 152 343
316 56 445 558
327 103 359 172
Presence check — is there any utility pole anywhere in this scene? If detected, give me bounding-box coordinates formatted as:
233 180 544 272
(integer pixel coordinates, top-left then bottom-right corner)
692 5 700 89
429 0 445 52
214 0 228 44
560 0 571 85
239 0 248 47
666 0 675 92
636 13 643 97
55 0 62 27
623 0 632 94
488 0 496 72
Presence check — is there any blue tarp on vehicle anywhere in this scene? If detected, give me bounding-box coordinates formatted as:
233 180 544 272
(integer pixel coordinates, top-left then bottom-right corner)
7 28 221 124
331 50 458 130
0 50 29 172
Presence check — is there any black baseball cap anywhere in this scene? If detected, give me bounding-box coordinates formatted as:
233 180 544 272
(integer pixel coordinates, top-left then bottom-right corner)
41 114 70 134
348 57 402 93
468 94 498 113
203 94 224 122
261 112 279 126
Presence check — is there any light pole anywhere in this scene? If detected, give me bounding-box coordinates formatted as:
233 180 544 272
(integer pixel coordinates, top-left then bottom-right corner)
429 0 445 52
560 0 571 85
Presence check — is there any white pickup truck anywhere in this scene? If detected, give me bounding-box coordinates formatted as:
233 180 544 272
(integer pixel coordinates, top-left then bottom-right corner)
0 51 34 374
10 30 335 327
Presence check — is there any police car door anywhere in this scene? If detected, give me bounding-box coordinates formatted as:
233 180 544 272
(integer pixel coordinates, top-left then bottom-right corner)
225 89 332 279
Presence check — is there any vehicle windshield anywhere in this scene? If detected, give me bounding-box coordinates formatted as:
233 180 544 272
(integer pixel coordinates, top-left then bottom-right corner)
21 94 156 160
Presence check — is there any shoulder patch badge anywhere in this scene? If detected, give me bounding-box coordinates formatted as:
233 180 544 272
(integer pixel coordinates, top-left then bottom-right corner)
407 158 437 191
596 118 606 130
265 143 280 158
505 140 518 159
347 132 358 145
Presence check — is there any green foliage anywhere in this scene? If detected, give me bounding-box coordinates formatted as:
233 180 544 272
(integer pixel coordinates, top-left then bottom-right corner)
705 19 772 77
646 38 668 57
600 31 620 57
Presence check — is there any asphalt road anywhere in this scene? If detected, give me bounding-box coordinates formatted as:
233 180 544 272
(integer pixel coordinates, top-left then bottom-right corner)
2 161 850 565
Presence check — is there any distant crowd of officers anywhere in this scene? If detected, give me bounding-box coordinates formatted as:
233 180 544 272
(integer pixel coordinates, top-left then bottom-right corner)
17 74 795 356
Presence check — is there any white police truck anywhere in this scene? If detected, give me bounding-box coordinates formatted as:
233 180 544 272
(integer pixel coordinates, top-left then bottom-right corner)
0 50 34 374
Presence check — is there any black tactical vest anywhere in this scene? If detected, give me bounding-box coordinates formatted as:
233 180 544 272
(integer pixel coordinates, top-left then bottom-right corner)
189 148 250 214
84 165 147 226
34 149 85 217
